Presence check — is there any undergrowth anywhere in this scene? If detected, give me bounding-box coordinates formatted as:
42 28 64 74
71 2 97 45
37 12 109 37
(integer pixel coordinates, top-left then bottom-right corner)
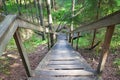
6 33 47 53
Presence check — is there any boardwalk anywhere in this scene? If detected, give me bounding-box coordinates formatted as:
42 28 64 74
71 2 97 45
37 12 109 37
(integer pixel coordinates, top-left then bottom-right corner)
29 33 101 80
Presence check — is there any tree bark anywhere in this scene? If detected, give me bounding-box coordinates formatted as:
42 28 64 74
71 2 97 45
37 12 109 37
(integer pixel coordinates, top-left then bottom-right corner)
37 0 45 40
46 0 54 47
69 0 75 44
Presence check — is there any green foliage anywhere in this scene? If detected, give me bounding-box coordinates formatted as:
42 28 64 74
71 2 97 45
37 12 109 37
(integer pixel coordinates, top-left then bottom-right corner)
6 38 16 50
0 57 10 75
113 58 120 74
24 34 47 53
6 33 47 53
111 25 120 49
114 58 120 66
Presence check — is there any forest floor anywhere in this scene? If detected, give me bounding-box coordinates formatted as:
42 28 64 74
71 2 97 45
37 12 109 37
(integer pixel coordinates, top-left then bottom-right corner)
0 44 120 80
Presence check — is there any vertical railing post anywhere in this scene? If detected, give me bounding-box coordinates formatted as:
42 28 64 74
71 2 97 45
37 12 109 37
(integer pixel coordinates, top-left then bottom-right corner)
13 29 32 77
76 32 80 50
97 25 115 74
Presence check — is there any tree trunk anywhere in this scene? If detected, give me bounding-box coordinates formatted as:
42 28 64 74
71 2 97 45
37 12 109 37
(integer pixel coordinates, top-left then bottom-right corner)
90 0 101 49
37 0 45 40
46 0 54 47
69 0 75 44
0 0 3 8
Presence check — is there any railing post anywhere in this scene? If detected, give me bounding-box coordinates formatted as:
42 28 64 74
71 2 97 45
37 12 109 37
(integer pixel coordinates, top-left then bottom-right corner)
76 32 80 50
13 29 32 77
97 25 115 74
47 33 50 50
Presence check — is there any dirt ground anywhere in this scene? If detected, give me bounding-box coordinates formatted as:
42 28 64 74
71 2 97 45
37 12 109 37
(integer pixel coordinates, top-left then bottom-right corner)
78 49 120 80
0 44 120 80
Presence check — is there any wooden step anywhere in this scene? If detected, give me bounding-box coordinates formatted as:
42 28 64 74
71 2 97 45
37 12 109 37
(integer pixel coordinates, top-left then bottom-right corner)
45 64 86 70
32 70 96 77
28 76 102 80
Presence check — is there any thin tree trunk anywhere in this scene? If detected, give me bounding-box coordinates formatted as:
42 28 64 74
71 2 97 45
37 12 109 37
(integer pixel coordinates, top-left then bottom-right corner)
37 0 45 40
46 0 54 47
51 0 54 9
90 0 101 49
69 0 75 45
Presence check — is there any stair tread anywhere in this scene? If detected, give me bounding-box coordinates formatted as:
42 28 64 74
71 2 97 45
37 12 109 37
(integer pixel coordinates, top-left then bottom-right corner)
28 76 102 80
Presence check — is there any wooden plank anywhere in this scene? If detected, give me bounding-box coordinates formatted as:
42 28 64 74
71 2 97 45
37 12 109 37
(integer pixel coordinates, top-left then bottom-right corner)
17 18 58 34
49 53 79 57
35 50 53 70
33 70 96 76
14 29 32 77
36 34 92 70
48 61 83 65
0 15 17 39
17 19 44 32
73 10 120 33
97 25 115 74
49 59 77 61
28 76 102 80
45 64 89 70
0 20 18 55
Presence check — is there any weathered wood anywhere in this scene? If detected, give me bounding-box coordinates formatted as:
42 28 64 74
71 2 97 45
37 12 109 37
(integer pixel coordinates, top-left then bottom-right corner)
34 33 94 80
73 10 120 33
97 25 115 74
0 15 17 39
13 29 32 77
17 19 44 32
47 33 50 50
28 76 101 80
33 70 96 76
76 32 80 50
46 64 89 70
48 61 83 65
0 15 18 55
17 17 58 34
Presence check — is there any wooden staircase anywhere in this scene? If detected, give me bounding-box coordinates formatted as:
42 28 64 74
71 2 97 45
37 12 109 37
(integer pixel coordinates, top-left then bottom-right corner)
28 33 101 80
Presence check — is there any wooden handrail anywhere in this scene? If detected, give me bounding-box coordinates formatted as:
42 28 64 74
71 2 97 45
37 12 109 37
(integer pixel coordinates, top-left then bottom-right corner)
0 15 17 39
0 15 18 55
72 10 120 33
0 14 58 55
17 17 44 32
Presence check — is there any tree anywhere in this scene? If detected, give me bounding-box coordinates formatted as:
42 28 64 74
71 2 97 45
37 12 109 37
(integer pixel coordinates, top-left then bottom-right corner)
46 0 54 47
69 0 75 43
37 0 45 40
90 0 101 50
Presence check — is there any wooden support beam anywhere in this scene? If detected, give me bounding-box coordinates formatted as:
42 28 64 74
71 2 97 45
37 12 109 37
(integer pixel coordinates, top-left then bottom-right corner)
97 25 115 74
17 19 44 32
47 33 50 50
76 32 80 50
0 21 18 55
0 15 18 55
13 29 32 77
0 15 17 39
